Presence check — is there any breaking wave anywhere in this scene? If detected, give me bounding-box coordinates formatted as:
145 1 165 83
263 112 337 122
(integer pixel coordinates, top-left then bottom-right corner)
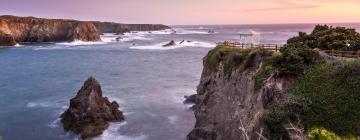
130 40 215 50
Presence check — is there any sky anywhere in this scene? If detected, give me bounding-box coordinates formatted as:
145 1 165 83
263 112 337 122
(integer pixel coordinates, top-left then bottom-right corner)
0 0 359 25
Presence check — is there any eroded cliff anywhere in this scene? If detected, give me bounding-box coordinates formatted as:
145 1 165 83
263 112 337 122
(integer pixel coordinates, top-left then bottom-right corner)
188 43 360 140
0 15 101 45
0 15 170 46
188 47 273 140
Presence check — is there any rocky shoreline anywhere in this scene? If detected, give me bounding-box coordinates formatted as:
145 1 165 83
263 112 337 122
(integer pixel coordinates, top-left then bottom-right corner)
0 15 170 46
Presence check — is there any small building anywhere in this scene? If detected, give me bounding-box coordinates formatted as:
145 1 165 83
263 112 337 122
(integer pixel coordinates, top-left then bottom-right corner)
238 30 261 45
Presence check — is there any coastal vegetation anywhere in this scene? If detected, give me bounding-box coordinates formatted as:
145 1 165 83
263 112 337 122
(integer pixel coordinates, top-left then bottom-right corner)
199 25 360 139
287 25 360 51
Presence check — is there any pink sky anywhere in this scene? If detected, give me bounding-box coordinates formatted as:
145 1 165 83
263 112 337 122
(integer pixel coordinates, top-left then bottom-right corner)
1 0 359 25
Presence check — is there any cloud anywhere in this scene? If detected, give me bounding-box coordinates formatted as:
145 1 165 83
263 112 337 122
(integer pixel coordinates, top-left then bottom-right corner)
243 0 322 12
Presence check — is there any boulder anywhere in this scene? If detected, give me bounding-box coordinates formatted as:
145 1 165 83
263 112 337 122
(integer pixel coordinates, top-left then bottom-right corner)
162 40 176 47
60 77 124 139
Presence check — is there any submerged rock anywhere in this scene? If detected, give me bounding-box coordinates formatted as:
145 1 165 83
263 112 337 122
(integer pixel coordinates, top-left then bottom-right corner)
183 94 197 104
184 94 197 110
162 40 176 47
60 77 124 139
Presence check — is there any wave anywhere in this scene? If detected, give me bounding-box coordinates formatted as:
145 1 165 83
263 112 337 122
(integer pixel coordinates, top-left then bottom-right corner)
124 29 175 35
56 40 107 46
93 122 149 140
130 40 216 50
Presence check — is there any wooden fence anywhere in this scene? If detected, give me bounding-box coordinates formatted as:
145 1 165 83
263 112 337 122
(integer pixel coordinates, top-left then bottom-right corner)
323 50 360 58
219 41 360 58
218 42 283 52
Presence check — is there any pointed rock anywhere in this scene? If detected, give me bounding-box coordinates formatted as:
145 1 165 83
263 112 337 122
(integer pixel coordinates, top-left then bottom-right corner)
60 77 124 139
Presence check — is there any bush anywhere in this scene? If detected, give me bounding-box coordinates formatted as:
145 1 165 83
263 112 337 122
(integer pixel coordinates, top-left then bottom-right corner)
264 95 310 140
287 25 360 51
308 128 356 140
274 45 321 76
291 60 360 136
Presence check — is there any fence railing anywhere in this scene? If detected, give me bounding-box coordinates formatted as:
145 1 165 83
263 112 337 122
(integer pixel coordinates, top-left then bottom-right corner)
218 42 284 52
323 50 360 58
219 41 360 58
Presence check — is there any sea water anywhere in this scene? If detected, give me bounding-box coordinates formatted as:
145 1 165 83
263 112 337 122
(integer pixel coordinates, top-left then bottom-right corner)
0 23 359 140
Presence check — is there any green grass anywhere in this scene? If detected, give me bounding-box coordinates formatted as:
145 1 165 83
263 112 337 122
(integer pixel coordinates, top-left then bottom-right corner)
291 59 360 136
203 45 262 77
253 59 274 90
308 128 356 140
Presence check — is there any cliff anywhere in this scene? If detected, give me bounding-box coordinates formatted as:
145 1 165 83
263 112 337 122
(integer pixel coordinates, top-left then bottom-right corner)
92 21 170 34
0 15 170 46
188 47 271 140
188 44 360 140
0 15 101 46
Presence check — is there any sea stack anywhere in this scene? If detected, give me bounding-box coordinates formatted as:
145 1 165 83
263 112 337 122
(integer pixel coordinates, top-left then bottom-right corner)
60 77 124 139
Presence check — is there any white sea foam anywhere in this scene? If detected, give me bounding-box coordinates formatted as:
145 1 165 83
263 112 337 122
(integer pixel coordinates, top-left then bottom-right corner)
173 28 212 34
167 116 179 125
26 102 54 108
125 29 174 35
130 40 215 50
94 122 149 140
56 40 107 46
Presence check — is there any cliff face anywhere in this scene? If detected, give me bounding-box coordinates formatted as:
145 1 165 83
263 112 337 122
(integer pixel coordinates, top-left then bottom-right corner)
0 15 101 46
0 15 170 46
92 21 170 34
188 47 273 140
187 46 296 140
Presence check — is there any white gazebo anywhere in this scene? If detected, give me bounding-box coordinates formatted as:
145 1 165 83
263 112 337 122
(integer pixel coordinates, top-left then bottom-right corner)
238 30 261 45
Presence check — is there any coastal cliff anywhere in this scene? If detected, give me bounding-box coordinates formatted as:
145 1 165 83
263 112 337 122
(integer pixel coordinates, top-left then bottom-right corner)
0 15 101 46
0 15 170 46
188 25 360 140
92 21 170 34
188 47 272 140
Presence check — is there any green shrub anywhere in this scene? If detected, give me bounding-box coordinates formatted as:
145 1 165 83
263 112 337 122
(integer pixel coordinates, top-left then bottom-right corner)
308 128 356 140
274 45 321 76
291 60 360 136
287 25 360 51
264 95 310 140
253 59 274 90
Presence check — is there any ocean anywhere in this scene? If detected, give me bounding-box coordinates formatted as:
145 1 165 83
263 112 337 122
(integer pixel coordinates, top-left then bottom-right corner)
0 23 359 140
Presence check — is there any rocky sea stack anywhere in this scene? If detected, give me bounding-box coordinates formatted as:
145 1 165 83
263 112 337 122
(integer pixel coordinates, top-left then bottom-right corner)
60 77 124 139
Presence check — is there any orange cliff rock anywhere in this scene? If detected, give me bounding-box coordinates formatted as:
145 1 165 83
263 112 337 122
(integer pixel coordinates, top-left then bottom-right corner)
0 15 101 46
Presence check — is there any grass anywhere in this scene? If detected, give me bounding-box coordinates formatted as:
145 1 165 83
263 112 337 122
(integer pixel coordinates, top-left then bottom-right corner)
203 45 262 77
308 128 356 140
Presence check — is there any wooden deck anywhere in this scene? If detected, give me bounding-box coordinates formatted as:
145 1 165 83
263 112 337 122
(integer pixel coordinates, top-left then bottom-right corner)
218 41 360 58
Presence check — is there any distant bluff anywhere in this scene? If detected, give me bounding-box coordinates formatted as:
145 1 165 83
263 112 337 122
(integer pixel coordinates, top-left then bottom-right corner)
0 15 170 46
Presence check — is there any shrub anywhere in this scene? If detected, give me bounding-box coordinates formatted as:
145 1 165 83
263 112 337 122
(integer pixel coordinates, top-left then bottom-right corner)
291 60 360 136
307 128 356 140
274 45 321 76
287 25 360 51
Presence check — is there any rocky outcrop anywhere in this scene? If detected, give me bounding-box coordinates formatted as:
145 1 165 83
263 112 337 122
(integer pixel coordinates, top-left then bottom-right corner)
0 15 101 46
60 77 124 139
91 21 170 34
0 15 170 46
162 40 176 47
188 49 269 140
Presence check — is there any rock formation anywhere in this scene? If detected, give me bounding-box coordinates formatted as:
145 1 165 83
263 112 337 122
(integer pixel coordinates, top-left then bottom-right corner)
0 15 101 46
163 40 176 47
0 15 170 46
187 48 268 140
60 77 124 139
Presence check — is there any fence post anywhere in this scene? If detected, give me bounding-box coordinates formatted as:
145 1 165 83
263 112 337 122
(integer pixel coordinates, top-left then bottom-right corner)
332 49 335 56
275 45 278 52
